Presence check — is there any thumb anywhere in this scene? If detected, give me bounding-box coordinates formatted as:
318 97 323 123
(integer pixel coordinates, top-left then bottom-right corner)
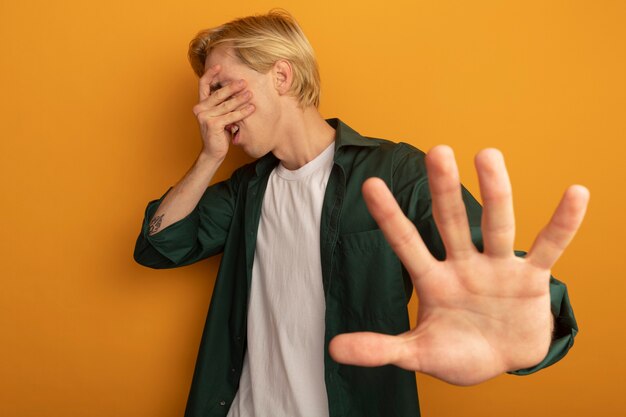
329 332 408 368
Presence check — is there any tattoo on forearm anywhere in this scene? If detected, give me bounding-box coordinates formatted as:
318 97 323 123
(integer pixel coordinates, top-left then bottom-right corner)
149 214 165 235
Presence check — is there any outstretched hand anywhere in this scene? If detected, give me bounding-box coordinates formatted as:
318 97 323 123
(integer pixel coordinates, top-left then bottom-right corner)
328 146 589 385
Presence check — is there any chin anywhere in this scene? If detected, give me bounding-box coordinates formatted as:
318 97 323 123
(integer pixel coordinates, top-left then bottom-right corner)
240 144 265 160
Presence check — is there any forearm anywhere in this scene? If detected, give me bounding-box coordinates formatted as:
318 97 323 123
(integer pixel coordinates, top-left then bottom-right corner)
148 151 224 235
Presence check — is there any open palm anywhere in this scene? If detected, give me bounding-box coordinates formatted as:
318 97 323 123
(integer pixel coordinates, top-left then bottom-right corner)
329 145 589 385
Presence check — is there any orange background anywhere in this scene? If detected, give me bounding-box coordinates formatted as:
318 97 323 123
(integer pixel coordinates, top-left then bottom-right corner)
1 0 624 416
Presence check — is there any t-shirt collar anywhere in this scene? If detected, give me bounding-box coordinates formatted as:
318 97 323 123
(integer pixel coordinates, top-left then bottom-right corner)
254 118 379 177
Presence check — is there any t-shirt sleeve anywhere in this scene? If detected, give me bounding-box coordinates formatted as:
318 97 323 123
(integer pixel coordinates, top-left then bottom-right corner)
391 142 578 374
133 169 242 269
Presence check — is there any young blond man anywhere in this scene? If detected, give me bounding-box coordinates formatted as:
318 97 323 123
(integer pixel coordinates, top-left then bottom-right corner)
134 10 589 417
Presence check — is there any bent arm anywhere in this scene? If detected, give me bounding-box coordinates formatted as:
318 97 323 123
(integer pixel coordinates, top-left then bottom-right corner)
133 156 241 269
148 152 225 235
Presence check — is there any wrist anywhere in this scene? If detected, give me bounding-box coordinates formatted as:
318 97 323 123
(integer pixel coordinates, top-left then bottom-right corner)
198 149 226 166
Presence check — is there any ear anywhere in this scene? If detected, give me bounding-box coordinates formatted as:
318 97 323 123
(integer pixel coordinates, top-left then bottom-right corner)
272 60 293 95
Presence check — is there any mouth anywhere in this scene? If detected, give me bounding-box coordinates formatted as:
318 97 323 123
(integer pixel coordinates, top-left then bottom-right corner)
226 123 241 144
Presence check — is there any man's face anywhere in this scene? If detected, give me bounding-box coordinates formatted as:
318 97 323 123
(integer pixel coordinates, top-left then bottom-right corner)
204 46 282 159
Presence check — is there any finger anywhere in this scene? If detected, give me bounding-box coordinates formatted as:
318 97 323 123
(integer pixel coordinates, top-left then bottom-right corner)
426 146 475 257
207 79 247 107
214 103 256 127
194 88 252 117
527 185 590 270
362 178 435 278
475 149 515 257
198 64 221 101
193 82 251 116
216 90 252 115
329 332 411 368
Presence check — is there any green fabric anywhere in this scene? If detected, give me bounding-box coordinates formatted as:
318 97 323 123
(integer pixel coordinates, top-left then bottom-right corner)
134 118 578 417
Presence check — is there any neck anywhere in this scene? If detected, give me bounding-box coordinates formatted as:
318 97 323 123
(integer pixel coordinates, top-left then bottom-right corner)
271 105 336 170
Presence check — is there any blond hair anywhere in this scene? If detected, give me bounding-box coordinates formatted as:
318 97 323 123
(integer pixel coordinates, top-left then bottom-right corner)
188 10 321 108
